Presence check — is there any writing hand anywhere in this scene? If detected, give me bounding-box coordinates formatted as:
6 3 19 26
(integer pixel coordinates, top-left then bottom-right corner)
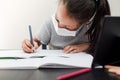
22 37 40 53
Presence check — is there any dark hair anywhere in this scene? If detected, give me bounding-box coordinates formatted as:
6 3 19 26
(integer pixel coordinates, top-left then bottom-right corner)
60 0 111 54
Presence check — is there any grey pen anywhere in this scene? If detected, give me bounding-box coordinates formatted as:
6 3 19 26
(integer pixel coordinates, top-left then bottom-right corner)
29 25 34 52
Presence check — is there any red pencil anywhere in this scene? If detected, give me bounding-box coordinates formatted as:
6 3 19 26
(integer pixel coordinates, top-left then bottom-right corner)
56 68 92 80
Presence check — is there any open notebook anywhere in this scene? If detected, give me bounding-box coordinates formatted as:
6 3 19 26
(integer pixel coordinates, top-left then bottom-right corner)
0 50 93 69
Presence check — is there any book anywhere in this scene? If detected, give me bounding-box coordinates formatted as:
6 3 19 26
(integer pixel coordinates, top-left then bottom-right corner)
0 50 93 69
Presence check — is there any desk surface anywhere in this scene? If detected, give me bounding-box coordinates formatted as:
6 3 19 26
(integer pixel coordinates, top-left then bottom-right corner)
0 68 119 80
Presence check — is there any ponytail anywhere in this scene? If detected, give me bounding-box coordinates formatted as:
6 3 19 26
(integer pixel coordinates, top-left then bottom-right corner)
87 0 111 54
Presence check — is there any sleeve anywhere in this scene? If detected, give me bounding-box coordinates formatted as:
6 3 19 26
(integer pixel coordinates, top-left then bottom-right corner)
35 19 52 45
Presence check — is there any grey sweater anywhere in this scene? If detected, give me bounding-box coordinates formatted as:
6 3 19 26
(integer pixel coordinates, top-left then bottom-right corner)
36 18 90 49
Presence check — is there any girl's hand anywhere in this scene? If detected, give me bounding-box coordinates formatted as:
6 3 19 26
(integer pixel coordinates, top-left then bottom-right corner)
22 37 40 53
105 65 120 75
63 43 90 53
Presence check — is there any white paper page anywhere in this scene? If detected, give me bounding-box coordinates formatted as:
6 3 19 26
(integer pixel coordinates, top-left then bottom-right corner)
0 50 93 69
39 53 93 68
0 58 49 69
0 50 66 58
0 50 31 58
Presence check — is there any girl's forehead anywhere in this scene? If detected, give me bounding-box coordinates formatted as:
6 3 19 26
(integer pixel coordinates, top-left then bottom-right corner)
56 4 79 25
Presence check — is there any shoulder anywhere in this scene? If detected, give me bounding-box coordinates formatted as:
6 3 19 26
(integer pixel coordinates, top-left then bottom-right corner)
42 18 53 30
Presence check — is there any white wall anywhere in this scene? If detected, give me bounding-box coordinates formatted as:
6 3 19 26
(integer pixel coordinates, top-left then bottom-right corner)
108 0 120 16
0 0 119 49
0 0 57 49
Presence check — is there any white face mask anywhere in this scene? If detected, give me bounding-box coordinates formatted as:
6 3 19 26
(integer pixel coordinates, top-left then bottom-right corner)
52 14 77 36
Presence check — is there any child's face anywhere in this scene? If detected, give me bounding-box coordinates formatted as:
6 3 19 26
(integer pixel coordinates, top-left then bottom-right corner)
55 3 82 31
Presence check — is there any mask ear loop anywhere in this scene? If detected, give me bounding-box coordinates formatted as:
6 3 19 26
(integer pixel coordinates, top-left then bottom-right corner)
88 12 97 23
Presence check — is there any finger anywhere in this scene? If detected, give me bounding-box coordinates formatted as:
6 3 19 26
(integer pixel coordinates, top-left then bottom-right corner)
22 40 33 53
33 41 39 50
64 46 71 51
108 69 120 75
22 42 33 53
105 65 115 68
33 37 39 42
69 49 79 53
63 46 71 53
64 46 75 53
25 39 33 48
115 71 120 75
105 65 119 69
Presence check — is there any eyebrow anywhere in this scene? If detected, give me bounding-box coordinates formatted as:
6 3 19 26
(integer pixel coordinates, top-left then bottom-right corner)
55 17 73 28
55 15 80 30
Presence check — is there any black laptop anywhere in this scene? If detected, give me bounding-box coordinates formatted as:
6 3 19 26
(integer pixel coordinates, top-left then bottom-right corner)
92 16 120 68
